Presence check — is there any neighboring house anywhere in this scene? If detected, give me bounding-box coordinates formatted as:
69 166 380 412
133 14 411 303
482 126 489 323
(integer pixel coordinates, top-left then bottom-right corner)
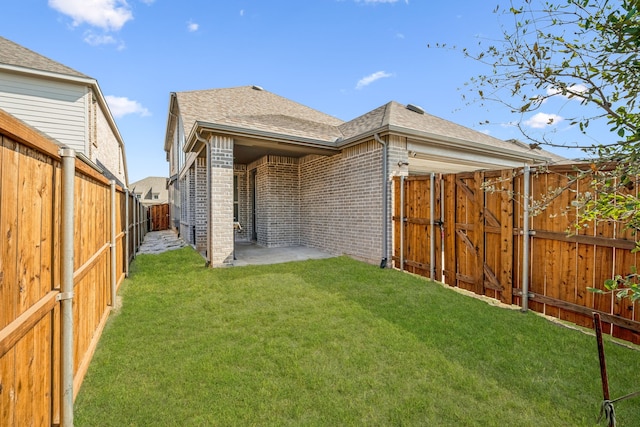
164 85 563 267
0 36 128 186
129 176 169 206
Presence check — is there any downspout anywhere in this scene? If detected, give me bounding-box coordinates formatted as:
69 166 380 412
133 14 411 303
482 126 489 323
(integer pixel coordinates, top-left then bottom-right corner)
374 133 388 268
522 164 531 312
59 148 76 427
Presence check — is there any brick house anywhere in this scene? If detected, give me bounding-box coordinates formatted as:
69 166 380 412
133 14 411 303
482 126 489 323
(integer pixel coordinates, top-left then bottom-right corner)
0 36 128 186
164 85 559 267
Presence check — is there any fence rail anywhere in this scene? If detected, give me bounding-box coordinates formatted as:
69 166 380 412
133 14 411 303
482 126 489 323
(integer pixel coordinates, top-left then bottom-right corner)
393 165 639 345
0 109 148 426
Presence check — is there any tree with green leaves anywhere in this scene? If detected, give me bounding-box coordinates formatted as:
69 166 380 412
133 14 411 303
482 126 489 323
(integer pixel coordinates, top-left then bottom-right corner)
461 0 640 301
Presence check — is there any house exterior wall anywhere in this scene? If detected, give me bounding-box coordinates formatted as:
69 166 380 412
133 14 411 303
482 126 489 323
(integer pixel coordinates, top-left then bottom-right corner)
233 137 407 264
0 71 87 153
300 140 385 263
250 156 300 247
92 91 126 185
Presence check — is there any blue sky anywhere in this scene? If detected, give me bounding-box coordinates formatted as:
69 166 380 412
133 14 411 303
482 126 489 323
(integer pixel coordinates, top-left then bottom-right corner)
3 0 601 183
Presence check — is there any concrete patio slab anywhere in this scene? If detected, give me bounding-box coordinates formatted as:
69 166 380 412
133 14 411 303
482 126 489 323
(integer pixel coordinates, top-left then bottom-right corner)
138 231 336 266
233 241 336 266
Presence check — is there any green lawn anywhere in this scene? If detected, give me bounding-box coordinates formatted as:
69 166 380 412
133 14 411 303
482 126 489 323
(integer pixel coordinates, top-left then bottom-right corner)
74 248 639 426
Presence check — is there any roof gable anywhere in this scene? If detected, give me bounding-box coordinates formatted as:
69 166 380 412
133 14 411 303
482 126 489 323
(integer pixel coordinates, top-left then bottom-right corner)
174 86 344 143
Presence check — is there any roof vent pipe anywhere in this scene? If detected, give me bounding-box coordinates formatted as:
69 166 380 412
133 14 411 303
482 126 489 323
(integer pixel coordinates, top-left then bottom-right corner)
406 104 425 114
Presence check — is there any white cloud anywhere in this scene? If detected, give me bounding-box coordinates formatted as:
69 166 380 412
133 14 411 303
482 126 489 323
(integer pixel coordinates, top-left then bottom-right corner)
524 112 563 129
240 9 245 16
546 84 588 99
187 21 199 32
83 32 116 46
356 71 393 89
48 0 133 31
105 96 151 118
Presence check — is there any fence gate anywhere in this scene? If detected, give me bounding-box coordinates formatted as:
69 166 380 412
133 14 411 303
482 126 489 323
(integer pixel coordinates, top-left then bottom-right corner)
150 203 170 231
442 171 513 304
392 174 442 281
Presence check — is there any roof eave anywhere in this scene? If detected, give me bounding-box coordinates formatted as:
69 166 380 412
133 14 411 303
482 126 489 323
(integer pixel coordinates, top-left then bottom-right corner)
164 93 178 153
337 124 552 164
183 121 340 153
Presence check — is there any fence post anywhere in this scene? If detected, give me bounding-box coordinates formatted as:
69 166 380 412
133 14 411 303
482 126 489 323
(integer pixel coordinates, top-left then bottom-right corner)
110 181 117 306
59 148 76 427
400 175 405 271
522 164 531 312
133 196 137 258
125 189 130 276
430 172 436 280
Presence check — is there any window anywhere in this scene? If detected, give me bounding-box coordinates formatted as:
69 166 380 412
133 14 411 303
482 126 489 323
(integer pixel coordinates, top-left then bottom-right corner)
153 193 159 200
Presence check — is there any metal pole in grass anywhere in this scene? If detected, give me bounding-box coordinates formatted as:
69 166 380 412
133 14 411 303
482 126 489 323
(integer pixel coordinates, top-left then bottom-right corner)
59 147 76 427
593 312 640 427
594 312 614 427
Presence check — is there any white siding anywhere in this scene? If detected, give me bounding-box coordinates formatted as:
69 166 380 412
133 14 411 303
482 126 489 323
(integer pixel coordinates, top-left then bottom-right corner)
0 72 87 153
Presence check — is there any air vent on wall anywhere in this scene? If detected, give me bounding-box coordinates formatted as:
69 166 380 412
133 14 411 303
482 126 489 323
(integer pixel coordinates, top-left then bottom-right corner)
406 104 425 114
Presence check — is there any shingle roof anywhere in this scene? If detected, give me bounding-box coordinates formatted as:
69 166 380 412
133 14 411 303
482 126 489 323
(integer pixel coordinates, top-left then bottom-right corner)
175 86 344 143
0 36 90 79
173 85 565 163
340 101 565 162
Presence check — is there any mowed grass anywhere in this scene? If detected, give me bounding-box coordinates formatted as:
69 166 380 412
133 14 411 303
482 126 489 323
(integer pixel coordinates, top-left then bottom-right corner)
74 248 640 426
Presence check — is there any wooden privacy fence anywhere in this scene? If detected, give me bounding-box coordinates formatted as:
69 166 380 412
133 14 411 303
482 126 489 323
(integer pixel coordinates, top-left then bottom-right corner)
393 165 639 344
0 109 148 426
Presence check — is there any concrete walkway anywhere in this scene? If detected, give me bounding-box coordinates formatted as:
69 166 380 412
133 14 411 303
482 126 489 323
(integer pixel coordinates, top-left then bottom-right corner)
137 230 188 254
137 230 335 265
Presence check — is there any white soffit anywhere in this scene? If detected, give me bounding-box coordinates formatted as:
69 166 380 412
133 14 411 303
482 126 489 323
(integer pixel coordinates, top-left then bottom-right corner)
407 142 532 174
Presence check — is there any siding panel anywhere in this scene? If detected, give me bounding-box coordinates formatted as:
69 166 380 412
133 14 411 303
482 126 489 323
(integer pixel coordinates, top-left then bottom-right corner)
0 73 86 153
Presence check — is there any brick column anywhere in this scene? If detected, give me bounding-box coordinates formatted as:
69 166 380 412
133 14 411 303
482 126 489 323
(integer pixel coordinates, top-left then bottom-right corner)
195 158 207 251
208 135 234 266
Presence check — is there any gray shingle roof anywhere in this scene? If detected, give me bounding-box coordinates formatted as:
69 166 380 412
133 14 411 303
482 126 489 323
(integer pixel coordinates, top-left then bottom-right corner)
174 85 565 163
340 101 565 162
0 36 90 79
175 86 344 143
